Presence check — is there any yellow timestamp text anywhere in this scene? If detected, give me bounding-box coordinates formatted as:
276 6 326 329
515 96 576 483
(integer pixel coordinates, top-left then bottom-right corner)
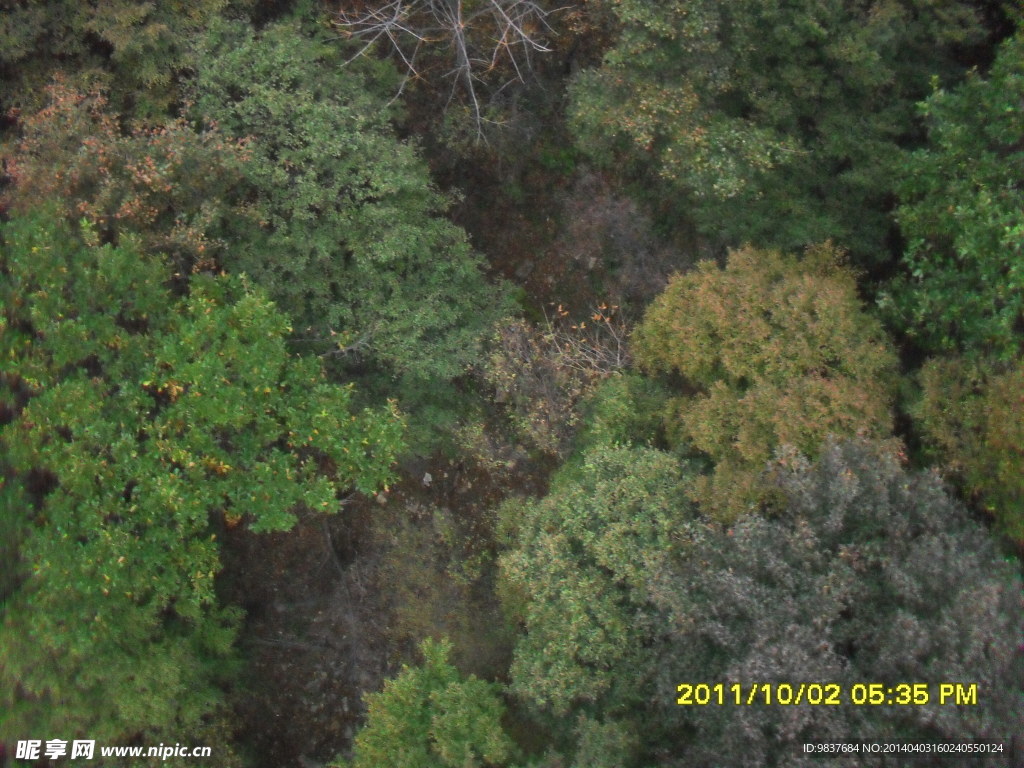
675 682 978 706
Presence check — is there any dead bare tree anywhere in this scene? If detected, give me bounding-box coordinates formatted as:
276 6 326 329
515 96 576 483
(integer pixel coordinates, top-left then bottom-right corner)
333 0 568 138
483 304 631 457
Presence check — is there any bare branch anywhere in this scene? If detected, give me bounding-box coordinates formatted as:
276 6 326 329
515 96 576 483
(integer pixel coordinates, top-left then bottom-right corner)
318 333 373 358
333 0 569 139
482 305 631 457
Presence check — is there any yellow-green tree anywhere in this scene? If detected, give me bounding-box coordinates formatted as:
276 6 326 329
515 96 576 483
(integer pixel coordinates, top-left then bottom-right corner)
633 243 897 520
341 639 514 768
500 445 692 716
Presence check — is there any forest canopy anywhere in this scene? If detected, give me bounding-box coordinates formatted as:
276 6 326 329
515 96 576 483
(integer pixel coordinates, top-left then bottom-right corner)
0 2 1020 766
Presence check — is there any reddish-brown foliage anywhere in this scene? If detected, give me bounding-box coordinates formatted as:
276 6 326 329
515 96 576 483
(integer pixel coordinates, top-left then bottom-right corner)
3 78 249 272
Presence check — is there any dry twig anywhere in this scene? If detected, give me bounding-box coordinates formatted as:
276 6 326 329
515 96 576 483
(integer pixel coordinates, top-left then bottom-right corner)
334 0 568 138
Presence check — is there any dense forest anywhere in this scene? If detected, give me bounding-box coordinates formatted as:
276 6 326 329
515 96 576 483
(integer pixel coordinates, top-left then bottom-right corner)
1 0 1022 766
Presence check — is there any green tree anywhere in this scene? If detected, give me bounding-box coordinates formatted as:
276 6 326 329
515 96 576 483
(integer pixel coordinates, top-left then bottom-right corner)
571 371 668 456
881 27 1024 359
0 211 402 745
569 0 989 260
190 18 506 390
633 243 897 520
0 0 252 116
650 439 1024 766
499 445 693 717
915 355 1024 545
341 638 514 768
